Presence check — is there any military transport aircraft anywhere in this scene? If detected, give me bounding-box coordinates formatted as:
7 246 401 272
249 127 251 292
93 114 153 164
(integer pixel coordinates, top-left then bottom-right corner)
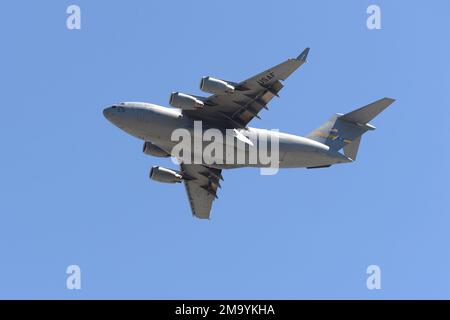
103 48 395 219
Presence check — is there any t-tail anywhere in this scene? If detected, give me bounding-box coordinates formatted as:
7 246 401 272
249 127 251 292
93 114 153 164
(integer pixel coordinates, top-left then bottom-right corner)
307 97 395 161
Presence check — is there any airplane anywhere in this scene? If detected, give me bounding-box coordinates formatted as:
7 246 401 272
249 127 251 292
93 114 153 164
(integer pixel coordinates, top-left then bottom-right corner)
103 48 395 219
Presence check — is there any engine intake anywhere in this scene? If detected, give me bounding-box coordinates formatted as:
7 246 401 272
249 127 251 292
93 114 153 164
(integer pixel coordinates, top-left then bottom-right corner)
149 166 183 184
143 142 170 157
169 92 204 110
200 76 235 95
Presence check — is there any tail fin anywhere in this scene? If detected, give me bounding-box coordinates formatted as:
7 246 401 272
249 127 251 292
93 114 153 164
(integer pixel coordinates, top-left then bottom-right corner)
307 97 395 160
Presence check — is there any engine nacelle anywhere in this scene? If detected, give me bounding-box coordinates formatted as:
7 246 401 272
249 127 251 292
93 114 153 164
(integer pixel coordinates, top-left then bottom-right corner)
149 166 183 184
143 142 170 157
169 92 204 110
200 76 235 95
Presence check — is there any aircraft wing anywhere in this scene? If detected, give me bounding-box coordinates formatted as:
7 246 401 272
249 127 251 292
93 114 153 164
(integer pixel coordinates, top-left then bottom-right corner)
180 163 223 219
183 48 310 128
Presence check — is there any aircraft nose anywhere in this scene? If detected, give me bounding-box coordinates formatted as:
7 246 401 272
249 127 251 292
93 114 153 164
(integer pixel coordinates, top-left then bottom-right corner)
103 106 114 119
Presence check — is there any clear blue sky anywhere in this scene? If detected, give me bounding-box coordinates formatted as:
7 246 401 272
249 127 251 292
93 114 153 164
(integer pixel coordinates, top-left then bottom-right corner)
0 0 449 299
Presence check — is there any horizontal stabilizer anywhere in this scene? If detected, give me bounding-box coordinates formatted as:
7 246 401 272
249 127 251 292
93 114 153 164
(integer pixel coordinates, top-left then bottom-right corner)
307 97 395 159
340 97 395 125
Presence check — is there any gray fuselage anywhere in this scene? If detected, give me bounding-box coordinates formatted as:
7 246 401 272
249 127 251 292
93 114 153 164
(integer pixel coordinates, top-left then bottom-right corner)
103 102 350 169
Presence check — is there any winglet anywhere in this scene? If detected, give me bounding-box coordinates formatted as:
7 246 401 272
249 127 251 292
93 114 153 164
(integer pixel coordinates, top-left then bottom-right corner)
297 47 310 62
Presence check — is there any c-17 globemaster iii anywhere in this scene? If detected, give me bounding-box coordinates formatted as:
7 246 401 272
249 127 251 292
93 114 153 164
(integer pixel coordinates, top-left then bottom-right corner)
103 48 395 219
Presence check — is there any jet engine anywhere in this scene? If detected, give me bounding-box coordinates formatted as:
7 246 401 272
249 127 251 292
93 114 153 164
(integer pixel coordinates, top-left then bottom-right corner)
200 76 235 95
169 92 204 110
142 142 170 157
149 166 183 183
